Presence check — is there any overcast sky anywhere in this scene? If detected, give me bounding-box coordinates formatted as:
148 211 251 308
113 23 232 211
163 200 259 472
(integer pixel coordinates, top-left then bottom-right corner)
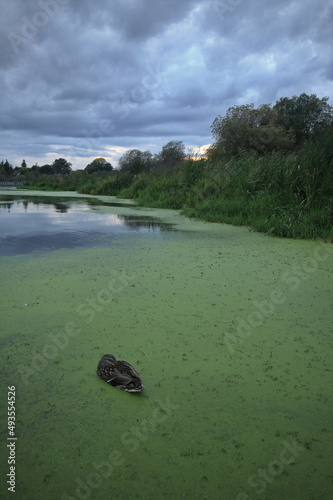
1 0 332 169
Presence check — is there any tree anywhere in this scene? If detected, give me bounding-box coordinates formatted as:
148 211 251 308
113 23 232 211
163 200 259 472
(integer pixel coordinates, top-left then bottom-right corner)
211 104 294 156
212 104 255 156
31 164 40 173
40 164 54 174
157 141 186 168
274 93 333 146
52 158 72 175
118 149 153 175
0 159 14 176
85 157 113 174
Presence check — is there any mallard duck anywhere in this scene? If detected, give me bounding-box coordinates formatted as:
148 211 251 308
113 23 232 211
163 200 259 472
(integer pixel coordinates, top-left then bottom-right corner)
97 354 144 393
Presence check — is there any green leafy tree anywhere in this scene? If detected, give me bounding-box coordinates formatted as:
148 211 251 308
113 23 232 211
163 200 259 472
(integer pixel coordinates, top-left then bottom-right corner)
274 93 333 146
85 157 113 174
17 165 29 175
157 141 186 168
211 104 294 156
118 149 153 175
31 164 40 175
0 159 14 176
52 158 72 175
211 104 256 155
40 164 54 174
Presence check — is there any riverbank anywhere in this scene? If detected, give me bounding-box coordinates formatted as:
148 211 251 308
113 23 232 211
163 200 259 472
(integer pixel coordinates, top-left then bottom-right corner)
0 192 332 499
20 134 333 241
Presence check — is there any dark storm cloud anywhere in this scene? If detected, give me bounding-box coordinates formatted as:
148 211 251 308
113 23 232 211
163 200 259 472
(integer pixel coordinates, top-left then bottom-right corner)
68 0 200 40
0 0 332 168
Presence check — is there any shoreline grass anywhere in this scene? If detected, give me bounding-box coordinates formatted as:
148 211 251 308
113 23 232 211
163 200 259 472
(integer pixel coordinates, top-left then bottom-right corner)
18 129 333 241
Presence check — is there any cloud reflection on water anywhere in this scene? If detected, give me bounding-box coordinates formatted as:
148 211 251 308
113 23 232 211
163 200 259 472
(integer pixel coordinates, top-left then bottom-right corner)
0 195 173 256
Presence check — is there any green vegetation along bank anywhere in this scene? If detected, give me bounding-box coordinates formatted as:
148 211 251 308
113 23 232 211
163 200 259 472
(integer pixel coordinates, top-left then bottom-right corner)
20 124 333 241
4 93 333 241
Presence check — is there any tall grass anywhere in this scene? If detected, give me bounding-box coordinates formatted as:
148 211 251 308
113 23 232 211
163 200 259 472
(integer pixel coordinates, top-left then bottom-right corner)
120 168 188 209
21 129 333 240
179 129 332 240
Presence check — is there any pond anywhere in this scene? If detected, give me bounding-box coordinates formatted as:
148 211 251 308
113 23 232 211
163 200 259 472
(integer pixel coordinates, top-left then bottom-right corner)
0 193 173 256
0 190 332 500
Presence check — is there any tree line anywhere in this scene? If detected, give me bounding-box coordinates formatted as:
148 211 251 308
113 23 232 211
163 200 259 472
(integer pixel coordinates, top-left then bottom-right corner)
1 93 332 181
0 156 113 178
0 140 187 179
1 92 333 240
209 93 332 157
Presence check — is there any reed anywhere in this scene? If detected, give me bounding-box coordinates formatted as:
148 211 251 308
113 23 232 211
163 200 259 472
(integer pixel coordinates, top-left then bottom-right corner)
21 127 333 240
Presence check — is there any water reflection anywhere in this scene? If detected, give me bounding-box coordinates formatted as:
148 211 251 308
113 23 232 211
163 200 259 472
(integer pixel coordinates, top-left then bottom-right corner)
0 195 174 256
118 214 171 231
0 194 135 213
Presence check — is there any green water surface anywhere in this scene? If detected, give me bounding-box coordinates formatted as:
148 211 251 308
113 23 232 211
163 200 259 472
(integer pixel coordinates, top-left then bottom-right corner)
0 192 332 500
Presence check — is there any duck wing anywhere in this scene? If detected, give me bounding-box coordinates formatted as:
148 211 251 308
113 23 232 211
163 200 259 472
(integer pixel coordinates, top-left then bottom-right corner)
118 360 141 380
106 372 133 386
113 362 143 392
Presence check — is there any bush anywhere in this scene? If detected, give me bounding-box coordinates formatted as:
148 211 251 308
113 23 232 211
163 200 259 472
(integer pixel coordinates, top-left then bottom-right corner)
297 124 333 204
79 181 98 195
95 173 134 195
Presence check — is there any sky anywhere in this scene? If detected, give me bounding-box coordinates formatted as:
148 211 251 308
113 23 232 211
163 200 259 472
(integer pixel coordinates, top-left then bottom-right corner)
1 0 332 170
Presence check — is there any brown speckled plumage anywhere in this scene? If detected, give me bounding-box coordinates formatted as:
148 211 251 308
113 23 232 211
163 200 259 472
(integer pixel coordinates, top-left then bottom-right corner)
97 354 144 393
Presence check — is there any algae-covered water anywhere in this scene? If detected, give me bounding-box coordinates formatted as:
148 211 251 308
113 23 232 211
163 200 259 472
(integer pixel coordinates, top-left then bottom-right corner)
0 191 332 500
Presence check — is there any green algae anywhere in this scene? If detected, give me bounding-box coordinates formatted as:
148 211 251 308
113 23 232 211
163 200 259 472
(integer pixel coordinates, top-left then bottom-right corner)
0 192 332 500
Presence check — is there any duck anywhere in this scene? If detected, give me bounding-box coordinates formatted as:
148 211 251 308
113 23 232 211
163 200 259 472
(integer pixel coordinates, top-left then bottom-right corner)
97 354 144 393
